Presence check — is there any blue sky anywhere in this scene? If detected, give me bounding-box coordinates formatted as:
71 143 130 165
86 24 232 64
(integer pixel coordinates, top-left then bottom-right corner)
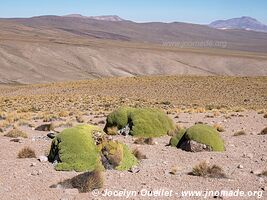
0 0 266 24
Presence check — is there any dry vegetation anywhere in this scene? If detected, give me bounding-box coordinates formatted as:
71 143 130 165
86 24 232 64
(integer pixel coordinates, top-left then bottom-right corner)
0 76 266 132
17 147 36 159
190 161 227 178
0 76 266 130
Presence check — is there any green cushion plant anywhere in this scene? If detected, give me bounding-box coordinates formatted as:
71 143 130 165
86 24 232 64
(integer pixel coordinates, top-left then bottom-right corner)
170 124 225 152
48 125 104 172
105 107 175 138
48 125 138 172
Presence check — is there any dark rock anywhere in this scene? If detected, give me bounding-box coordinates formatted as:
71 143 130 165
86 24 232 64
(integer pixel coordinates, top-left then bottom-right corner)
47 132 56 139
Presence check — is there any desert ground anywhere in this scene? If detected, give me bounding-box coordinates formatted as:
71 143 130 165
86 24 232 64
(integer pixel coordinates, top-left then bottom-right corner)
0 76 266 200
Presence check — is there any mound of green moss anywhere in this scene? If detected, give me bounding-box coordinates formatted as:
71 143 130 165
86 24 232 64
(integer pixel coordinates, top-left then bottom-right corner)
48 125 104 172
105 107 175 138
170 124 225 152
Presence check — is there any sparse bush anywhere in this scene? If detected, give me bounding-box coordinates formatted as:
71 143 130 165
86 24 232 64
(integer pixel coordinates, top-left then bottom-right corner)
190 161 226 178
106 126 118 135
259 171 267 177
5 128 28 138
104 107 175 138
134 137 155 145
259 127 267 135
71 169 104 193
133 149 147 160
18 147 36 158
263 113 267 118
234 130 246 136
76 116 85 123
35 123 55 131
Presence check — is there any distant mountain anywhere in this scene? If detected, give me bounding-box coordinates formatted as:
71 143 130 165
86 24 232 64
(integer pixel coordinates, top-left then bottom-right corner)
64 14 125 22
0 15 267 83
209 16 267 32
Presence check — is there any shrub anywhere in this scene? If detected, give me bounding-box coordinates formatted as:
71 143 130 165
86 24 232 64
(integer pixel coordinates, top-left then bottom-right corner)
35 123 55 131
133 149 147 160
190 161 226 178
5 128 28 138
234 130 246 136
18 147 36 158
134 137 155 145
48 125 104 172
104 107 175 138
169 124 225 152
71 169 104 193
259 171 267 177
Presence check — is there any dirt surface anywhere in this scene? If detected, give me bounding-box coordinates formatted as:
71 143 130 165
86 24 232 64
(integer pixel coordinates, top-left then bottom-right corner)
0 111 266 200
0 76 266 200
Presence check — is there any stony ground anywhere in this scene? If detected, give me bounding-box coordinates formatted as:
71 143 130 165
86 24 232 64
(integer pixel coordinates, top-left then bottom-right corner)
0 111 266 200
0 76 266 200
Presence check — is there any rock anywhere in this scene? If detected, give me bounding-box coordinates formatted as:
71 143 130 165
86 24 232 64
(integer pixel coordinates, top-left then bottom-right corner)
38 156 48 163
251 169 263 175
47 132 56 139
262 186 267 191
244 153 253 159
63 188 79 195
129 166 140 173
180 140 212 152
118 124 131 136
0 128 3 132
30 162 37 167
237 164 244 169
31 170 42 176
10 138 23 143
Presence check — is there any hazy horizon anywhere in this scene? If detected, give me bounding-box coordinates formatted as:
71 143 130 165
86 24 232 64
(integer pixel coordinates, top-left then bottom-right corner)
0 0 267 24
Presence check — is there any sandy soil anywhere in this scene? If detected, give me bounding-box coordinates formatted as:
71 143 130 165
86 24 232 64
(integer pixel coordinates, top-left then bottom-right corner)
0 111 266 200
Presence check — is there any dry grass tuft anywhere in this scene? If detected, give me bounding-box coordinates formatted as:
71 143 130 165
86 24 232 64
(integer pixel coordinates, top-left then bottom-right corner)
233 130 246 136
17 147 36 158
190 161 226 178
106 126 118 135
134 137 155 145
71 169 104 193
259 171 267 177
132 148 147 160
5 128 28 138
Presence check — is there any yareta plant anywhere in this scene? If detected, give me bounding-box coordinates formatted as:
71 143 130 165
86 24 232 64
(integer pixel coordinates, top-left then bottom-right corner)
48 125 103 172
170 124 225 152
48 125 138 172
104 107 175 138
